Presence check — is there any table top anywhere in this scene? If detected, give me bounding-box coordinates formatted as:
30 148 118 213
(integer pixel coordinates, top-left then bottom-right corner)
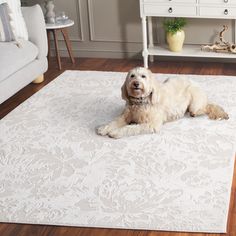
46 19 74 30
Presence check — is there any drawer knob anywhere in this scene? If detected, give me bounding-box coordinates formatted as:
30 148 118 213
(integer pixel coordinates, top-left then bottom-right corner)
224 0 228 2
224 9 228 15
168 7 173 13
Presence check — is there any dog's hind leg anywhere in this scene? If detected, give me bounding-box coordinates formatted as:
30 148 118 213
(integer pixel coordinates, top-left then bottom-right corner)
205 103 229 120
188 86 229 120
189 108 206 117
188 85 208 117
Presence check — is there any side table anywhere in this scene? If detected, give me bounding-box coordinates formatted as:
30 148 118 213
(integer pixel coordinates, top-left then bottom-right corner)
46 19 75 70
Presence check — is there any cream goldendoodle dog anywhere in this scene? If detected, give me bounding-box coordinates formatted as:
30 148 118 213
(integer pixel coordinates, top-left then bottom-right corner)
97 67 229 139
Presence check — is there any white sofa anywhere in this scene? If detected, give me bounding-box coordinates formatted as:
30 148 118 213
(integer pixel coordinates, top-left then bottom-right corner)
0 5 48 104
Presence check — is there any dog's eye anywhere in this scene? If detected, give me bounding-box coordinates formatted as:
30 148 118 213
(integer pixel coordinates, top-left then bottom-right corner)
130 74 135 78
141 75 146 78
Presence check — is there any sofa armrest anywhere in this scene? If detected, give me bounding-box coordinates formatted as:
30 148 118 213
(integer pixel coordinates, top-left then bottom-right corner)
21 5 48 59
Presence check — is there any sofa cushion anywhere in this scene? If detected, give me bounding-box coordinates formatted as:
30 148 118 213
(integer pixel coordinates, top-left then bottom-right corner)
0 39 38 82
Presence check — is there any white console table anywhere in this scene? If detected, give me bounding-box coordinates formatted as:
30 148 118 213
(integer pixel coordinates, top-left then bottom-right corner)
140 0 236 68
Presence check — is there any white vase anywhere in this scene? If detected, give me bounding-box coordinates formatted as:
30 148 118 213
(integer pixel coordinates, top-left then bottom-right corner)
166 30 185 52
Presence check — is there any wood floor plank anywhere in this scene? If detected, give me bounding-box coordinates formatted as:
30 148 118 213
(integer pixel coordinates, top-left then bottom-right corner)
0 57 235 236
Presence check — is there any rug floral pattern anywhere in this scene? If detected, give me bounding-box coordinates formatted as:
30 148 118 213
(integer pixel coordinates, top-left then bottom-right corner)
0 71 235 233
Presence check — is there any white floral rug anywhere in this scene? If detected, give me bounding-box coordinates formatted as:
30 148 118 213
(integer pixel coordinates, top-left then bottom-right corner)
0 70 236 233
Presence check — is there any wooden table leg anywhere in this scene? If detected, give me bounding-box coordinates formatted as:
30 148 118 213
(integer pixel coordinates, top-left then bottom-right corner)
47 30 51 62
61 28 75 64
52 29 62 70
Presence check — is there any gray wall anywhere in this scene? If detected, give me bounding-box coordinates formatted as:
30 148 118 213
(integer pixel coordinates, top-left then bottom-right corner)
25 0 234 59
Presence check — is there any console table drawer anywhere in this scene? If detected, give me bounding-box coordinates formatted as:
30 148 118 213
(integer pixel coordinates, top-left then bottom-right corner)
143 5 197 16
143 0 196 3
199 6 236 17
199 0 236 4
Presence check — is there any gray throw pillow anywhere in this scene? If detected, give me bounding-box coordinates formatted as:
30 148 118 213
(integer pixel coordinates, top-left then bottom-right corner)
0 3 15 42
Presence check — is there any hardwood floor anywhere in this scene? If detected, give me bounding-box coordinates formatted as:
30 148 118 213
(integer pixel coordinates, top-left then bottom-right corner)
0 58 235 236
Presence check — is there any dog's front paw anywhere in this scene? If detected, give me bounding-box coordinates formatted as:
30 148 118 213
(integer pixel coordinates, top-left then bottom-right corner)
96 125 111 136
108 129 123 139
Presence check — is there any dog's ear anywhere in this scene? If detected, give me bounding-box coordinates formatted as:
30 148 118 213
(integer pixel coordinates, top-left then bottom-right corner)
121 71 132 101
150 76 160 105
150 87 159 105
121 81 128 101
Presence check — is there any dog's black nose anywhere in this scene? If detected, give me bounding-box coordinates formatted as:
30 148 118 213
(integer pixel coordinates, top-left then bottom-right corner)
133 81 139 88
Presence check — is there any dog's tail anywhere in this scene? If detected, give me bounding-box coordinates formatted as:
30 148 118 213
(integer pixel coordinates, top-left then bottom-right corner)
205 103 229 120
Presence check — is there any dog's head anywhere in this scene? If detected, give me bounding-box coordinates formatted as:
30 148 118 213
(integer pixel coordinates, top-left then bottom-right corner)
121 67 159 105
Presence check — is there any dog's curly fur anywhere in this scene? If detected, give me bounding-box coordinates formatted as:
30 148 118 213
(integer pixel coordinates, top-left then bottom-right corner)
97 67 229 139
